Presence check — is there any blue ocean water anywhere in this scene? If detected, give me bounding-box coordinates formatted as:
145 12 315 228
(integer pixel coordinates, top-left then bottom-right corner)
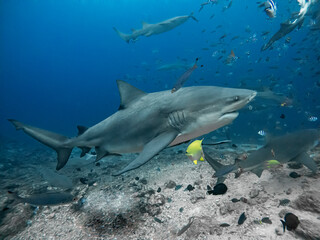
1 0 319 141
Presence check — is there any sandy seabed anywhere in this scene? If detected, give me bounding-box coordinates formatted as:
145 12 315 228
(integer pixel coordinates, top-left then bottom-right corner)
1 138 320 240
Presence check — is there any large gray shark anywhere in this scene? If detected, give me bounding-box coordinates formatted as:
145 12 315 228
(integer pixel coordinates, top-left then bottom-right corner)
9 80 256 175
113 13 198 43
204 129 320 180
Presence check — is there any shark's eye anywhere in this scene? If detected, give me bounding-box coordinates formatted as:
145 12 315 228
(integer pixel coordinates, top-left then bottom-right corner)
233 96 240 102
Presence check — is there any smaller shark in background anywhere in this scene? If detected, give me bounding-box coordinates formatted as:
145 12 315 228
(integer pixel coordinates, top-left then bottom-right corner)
113 13 198 43
261 16 305 51
204 129 320 180
261 0 316 51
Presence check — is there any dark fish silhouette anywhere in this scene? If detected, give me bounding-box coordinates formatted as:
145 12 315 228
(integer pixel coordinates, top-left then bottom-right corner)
238 212 247 225
172 58 202 93
281 213 300 232
207 183 228 195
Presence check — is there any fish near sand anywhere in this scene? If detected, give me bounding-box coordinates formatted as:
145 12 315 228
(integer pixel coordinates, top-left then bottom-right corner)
113 13 198 43
281 213 300 232
8 191 75 206
204 129 320 179
9 80 256 176
186 139 204 165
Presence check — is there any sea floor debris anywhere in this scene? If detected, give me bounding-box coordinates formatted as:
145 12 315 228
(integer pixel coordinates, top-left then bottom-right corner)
1 139 320 240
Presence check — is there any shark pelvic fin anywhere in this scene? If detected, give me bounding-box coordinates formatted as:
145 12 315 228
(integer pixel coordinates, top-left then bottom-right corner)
112 131 178 176
292 152 317 173
116 80 147 110
251 167 264 178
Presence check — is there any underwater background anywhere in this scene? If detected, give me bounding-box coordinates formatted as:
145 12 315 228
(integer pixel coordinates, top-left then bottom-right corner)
1 0 319 142
1 1 320 239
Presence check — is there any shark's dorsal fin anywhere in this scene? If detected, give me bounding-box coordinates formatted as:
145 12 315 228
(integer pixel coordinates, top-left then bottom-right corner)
116 80 147 110
142 21 150 28
77 125 88 136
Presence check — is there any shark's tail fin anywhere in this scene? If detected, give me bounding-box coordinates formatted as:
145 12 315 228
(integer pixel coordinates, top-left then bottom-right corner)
203 148 236 179
113 27 131 43
8 119 73 170
189 12 199 22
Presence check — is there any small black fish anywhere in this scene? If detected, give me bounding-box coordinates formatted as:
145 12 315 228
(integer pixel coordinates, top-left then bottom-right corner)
279 199 290 206
231 198 240 203
289 172 301 178
207 183 228 195
281 213 300 232
220 223 230 227
186 184 195 191
261 217 272 224
238 212 247 225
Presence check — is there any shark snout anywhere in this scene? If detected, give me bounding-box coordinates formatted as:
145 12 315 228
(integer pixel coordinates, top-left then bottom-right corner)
248 91 257 102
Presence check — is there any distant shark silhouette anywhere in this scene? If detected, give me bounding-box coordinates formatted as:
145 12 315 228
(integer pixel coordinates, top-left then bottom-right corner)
9 80 256 175
261 0 316 51
204 129 319 181
113 13 198 43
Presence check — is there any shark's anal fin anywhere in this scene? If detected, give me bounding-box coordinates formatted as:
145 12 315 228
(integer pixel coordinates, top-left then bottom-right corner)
112 131 178 176
251 167 264 178
292 152 317 173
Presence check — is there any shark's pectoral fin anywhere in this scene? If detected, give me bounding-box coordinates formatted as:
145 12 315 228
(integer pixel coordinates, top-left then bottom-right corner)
112 131 178 176
80 147 91 157
292 152 317 173
251 167 264 178
144 31 153 37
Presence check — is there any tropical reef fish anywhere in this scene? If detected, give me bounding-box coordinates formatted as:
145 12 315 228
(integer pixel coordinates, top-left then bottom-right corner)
224 50 238 65
186 139 204 165
8 191 75 206
281 213 300 232
265 159 282 169
172 58 201 93
204 129 320 179
308 116 318 122
258 0 277 18
258 130 266 136
238 212 247 225
9 80 256 176
113 13 198 43
207 183 228 195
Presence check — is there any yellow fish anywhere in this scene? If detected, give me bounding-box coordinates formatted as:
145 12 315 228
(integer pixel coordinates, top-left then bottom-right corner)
186 139 205 165
265 159 281 169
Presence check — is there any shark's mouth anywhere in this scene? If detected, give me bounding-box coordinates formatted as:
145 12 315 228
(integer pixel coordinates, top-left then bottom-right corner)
220 111 239 120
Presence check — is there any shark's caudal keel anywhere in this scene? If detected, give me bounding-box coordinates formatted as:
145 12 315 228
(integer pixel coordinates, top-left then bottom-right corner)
8 119 73 170
9 80 256 175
